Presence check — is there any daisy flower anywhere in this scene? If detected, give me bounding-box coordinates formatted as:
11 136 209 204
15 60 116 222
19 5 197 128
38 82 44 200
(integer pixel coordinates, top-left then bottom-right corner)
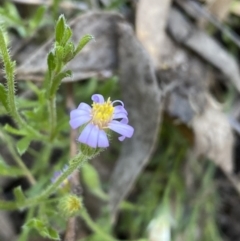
69 94 134 148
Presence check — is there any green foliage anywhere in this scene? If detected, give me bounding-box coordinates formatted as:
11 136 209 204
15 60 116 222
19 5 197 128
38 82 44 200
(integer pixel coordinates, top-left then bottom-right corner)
13 186 26 204
4 124 27 136
0 2 46 37
75 34 94 55
0 83 8 111
49 70 72 97
16 137 31 156
0 158 24 177
23 218 60 240
0 3 224 241
0 12 101 241
82 163 107 199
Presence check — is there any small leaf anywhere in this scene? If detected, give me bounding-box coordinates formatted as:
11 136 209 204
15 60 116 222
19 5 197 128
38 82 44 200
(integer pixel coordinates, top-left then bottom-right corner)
55 45 64 60
4 124 27 136
30 6 46 29
63 42 75 62
0 83 8 111
46 227 61 240
47 52 56 73
23 218 60 240
49 70 72 97
5 2 21 21
13 186 26 204
75 34 94 55
55 15 66 44
23 219 37 229
0 157 24 177
17 137 31 155
61 25 72 46
35 219 46 230
82 163 103 192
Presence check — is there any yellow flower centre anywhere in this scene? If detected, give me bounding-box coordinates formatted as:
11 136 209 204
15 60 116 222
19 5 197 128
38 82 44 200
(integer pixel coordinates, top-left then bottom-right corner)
91 97 114 129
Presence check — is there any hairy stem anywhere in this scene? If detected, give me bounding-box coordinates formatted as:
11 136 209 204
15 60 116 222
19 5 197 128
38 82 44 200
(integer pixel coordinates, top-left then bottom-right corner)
0 131 36 185
0 28 43 139
49 97 57 140
0 150 99 211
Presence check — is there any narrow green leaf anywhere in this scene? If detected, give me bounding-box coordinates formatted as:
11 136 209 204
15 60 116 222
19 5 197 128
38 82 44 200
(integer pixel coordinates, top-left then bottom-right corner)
49 70 72 97
26 81 42 96
17 137 31 155
5 2 21 22
23 219 37 229
0 83 8 111
35 219 46 230
47 52 56 73
30 6 46 29
61 25 72 46
82 163 102 192
23 219 60 240
0 158 24 177
4 124 27 136
46 227 60 240
13 186 26 204
55 15 65 44
75 34 94 55
63 42 75 62
24 218 45 230
55 45 64 60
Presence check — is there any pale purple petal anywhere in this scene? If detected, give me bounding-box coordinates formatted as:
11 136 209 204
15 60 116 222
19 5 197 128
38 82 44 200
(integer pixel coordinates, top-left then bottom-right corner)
69 115 91 129
118 136 126 141
77 103 91 112
86 125 99 148
112 100 124 107
78 123 94 144
98 130 109 147
78 124 101 148
114 105 128 115
92 94 105 103
108 120 134 138
120 117 128 124
113 112 128 121
70 109 91 119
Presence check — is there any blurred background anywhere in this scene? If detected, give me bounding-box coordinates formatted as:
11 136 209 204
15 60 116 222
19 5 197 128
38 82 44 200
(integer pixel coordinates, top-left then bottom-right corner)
1 0 240 240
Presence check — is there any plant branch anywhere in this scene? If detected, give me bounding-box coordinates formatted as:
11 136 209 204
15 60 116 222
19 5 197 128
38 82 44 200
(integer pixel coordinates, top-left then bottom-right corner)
0 27 44 139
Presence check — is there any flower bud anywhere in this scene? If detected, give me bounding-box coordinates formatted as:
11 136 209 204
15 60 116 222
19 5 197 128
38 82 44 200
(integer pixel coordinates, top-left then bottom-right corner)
58 194 82 217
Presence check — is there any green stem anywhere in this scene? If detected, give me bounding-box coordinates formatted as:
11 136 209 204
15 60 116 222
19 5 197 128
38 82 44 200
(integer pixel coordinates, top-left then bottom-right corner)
47 64 62 141
0 200 17 210
81 209 116 241
49 97 57 140
0 150 99 211
33 152 85 202
8 143 36 185
19 207 35 241
0 131 36 185
0 28 43 140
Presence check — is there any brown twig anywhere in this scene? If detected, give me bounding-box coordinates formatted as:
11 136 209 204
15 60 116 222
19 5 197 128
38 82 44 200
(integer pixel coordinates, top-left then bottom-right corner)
64 83 81 241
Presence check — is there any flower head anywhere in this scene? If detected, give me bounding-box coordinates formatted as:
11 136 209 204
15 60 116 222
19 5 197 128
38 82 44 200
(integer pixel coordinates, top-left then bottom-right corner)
59 194 82 217
69 94 134 148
